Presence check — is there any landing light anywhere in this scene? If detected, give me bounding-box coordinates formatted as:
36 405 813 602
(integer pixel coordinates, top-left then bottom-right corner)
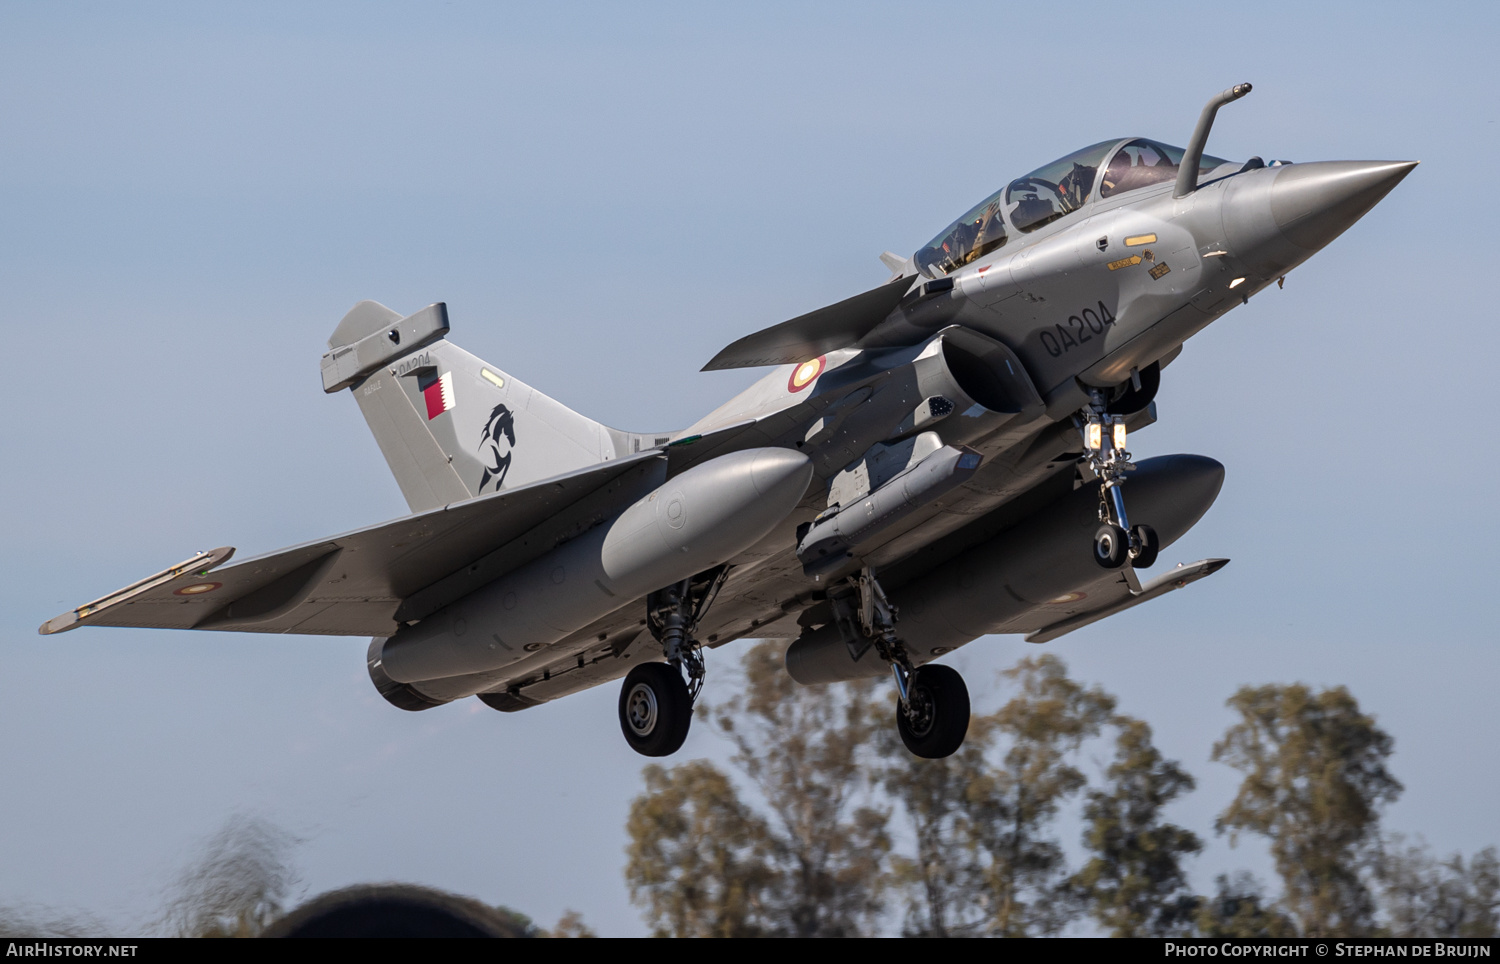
1229 277 1247 289
1084 418 1127 453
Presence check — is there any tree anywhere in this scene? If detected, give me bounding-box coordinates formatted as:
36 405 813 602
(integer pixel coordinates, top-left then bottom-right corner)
625 759 775 937
625 640 890 937
1213 684 1403 936
714 640 891 936
156 813 300 937
1194 872 1297 937
956 654 1117 936
1377 836 1499 938
878 724 993 936
1070 716 1202 936
877 654 1117 937
543 909 599 938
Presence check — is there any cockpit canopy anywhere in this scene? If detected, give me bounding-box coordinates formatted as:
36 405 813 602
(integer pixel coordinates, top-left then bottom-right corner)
915 138 1231 278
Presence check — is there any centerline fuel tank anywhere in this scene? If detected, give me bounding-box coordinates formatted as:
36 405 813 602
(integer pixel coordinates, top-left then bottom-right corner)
785 454 1223 684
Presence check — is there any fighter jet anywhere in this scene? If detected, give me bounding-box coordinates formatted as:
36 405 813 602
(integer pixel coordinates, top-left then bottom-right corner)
41 85 1414 759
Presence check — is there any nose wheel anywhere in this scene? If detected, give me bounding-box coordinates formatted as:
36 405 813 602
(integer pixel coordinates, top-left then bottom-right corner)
1093 523 1129 569
1081 393 1159 570
1129 523 1159 568
1093 522 1159 570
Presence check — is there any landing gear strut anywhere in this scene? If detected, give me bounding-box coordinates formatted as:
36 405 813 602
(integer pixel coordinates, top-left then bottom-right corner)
1081 390 1158 570
829 567 970 759
617 568 727 757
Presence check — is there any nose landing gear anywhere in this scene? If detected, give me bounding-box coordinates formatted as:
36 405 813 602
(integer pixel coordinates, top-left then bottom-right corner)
1082 392 1158 570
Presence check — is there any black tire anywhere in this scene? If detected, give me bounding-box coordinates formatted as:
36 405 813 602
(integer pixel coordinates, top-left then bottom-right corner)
896 664 971 759
1093 523 1129 569
618 662 692 757
1130 524 1160 568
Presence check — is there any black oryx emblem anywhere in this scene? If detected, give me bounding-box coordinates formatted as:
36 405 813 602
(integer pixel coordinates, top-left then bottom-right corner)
478 403 516 494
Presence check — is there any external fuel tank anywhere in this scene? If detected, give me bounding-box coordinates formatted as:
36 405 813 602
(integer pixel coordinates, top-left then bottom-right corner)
377 447 812 685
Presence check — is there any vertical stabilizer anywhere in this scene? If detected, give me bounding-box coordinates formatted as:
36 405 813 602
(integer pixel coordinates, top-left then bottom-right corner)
324 301 628 513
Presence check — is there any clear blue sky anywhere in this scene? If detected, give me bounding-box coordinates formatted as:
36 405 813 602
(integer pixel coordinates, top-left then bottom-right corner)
2 1 1495 935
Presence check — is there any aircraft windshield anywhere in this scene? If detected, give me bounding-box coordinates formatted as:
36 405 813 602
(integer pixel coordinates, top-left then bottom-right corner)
915 138 1237 277
915 140 1114 277
914 188 1010 277
1003 140 1116 234
1099 138 1230 199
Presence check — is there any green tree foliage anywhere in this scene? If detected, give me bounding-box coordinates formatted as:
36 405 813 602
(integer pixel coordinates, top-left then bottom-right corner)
625 759 775 937
1377 836 1500 937
626 640 890 937
876 654 1117 936
1070 716 1202 936
878 736 989 937
626 649 1496 939
717 641 891 936
1213 684 1403 937
963 655 1117 936
543 908 599 938
1194 872 1297 937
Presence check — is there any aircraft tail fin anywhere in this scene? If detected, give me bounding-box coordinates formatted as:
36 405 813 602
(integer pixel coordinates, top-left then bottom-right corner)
323 300 631 514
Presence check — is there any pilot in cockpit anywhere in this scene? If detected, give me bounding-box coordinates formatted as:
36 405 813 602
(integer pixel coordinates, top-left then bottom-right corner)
1100 139 1181 198
937 200 1004 269
968 202 1003 263
1056 161 1098 211
943 219 977 266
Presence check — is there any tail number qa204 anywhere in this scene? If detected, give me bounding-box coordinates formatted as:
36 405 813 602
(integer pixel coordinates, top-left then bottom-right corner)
1039 302 1116 358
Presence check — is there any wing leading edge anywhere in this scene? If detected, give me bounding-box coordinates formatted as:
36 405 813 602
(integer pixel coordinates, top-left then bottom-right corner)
40 450 668 638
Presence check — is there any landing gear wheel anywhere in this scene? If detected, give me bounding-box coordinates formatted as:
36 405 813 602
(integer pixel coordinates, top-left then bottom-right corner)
1093 523 1129 570
619 662 691 757
1130 524 1160 568
896 664 971 759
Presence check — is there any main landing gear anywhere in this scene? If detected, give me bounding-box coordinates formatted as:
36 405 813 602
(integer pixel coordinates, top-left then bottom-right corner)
617 568 727 757
829 567 970 759
1081 389 1158 570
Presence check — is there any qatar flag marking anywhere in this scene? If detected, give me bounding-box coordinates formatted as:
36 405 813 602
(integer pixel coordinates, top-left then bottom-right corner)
423 372 455 419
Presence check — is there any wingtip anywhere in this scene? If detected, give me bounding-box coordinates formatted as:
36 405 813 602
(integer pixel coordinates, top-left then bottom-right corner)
40 546 237 636
38 613 78 636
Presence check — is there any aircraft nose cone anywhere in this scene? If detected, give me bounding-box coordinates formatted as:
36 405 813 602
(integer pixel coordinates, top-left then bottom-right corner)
1270 160 1417 251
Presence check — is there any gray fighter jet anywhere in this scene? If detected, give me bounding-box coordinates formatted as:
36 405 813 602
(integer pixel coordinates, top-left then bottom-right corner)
42 85 1414 759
